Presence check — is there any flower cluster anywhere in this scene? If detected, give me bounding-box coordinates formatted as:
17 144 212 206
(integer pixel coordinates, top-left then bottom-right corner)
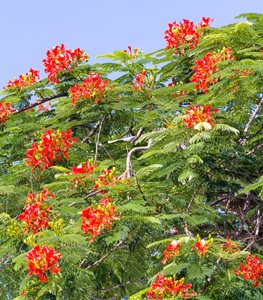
164 17 212 52
94 168 119 191
69 160 96 189
18 189 55 234
162 240 181 264
132 70 147 90
234 254 263 288
4 68 40 89
80 195 120 242
26 245 62 282
0 102 13 124
43 44 88 83
191 47 235 92
193 235 213 257
69 72 109 106
26 129 77 172
146 274 196 299
183 105 218 130
221 236 240 253
123 46 140 61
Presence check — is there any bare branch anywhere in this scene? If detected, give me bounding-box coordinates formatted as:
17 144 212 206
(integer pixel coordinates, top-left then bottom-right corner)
79 240 124 269
94 117 105 164
119 139 153 179
244 97 263 133
13 92 67 114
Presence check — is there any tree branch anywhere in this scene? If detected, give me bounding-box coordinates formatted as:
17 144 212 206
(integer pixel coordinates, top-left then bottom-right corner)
119 139 153 179
244 97 263 133
13 92 67 114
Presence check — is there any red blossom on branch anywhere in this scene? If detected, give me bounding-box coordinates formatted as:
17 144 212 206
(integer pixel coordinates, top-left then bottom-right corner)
4 68 40 89
221 236 240 253
0 102 14 124
69 73 109 106
191 47 235 92
123 46 140 61
43 44 88 83
18 189 54 234
26 245 62 282
146 274 196 299
69 160 96 189
26 129 77 172
132 70 147 90
80 195 120 242
164 17 213 52
193 235 213 257
93 168 119 192
183 105 218 130
234 254 263 288
162 240 181 264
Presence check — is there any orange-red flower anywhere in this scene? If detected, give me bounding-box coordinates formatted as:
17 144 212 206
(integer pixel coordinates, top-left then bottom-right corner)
26 245 62 282
80 195 120 242
0 102 13 124
191 47 235 92
43 44 88 83
146 274 196 299
193 235 213 257
221 236 240 253
69 73 109 106
18 189 54 234
183 105 218 130
162 240 181 264
164 17 213 52
69 160 96 189
234 254 263 288
4 68 40 89
132 70 147 90
123 46 140 61
26 129 77 172
93 168 119 192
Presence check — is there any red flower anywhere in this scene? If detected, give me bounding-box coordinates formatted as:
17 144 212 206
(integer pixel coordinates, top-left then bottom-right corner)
4 68 40 89
0 102 13 124
162 240 181 264
221 236 240 253
43 44 88 83
69 160 96 189
69 73 109 106
191 47 235 92
132 70 147 90
234 254 263 288
164 17 213 52
193 235 213 257
123 46 140 61
26 129 77 172
26 245 62 282
18 189 54 234
146 274 196 299
93 168 119 192
80 195 120 242
183 105 218 130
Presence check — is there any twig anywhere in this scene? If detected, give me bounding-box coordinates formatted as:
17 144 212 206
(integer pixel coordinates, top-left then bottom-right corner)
134 173 147 201
80 240 124 270
82 120 101 143
244 97 263 133
184 183 203 236
94 117 105 164
83 189 101 201
13 92 67 114
202 257 221 293
119 139 152 179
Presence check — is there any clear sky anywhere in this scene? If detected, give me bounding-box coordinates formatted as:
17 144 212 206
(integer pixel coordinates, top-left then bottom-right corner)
0 0 262 88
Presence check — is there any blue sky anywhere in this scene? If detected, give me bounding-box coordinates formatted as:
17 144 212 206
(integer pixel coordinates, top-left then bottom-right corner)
0 0 262 88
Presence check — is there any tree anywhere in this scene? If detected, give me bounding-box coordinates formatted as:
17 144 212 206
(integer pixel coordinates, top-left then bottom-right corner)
0 13 262 300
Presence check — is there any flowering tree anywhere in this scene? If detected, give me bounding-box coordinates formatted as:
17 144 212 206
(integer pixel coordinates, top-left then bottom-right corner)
0 13 263 300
